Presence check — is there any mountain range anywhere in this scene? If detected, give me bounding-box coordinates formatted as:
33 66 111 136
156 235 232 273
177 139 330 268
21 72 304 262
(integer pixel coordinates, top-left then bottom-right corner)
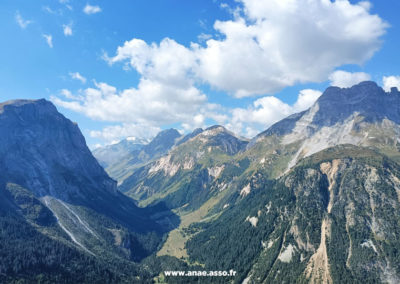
1 81 400 283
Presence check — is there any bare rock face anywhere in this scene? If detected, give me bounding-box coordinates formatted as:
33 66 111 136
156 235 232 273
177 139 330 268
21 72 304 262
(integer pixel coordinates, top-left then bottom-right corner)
249 82 400 170
259 81 400 139
0 99 117 202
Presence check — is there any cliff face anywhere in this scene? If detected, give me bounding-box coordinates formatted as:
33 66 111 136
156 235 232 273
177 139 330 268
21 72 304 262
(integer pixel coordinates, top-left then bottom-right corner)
259 82 400 138
187 146 400 283
247 82 400 172
0 99 178 269
0 99 117 202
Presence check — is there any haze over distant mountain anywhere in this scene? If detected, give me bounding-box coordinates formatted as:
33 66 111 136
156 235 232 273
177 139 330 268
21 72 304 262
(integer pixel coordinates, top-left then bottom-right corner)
119 125 249 209
110 81 400 283
96 128 182 183
2 81 400 283
93 137 148 168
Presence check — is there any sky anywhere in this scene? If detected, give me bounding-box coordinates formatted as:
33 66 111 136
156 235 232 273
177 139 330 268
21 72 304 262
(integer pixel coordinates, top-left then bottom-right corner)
1 0 400 148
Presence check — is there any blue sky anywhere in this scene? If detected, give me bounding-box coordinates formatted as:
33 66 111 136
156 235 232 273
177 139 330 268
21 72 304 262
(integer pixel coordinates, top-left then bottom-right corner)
1 0 400 148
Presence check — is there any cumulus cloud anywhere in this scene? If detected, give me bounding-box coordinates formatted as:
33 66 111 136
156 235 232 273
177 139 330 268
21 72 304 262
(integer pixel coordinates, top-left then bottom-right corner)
57 0 387 142
51 79 207 126
15 11 32 29
227 89 322 137
107 0 386 97
69 72 86 83
329 70 371 88
63 23 73 36
90 123 161 143
42 34 53 48
83 4 101 15
383 76 400 92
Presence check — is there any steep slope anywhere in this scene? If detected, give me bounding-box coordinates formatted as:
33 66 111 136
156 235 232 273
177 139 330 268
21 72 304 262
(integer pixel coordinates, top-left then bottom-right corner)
249 82 400 172
105 128 182 183
0 99 177 281
93 137 147 168
186 145 400 283
119 125 249 211
113 81 400 284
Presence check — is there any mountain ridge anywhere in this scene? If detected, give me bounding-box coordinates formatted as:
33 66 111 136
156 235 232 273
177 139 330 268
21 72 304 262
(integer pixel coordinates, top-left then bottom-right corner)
0 98 178 275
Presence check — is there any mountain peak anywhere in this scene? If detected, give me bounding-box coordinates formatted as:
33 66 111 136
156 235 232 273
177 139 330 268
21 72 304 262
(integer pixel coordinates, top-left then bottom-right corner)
313 80 399 127
0 98 115 201
144 128 181 155
0 98 57 114
259 81 400 140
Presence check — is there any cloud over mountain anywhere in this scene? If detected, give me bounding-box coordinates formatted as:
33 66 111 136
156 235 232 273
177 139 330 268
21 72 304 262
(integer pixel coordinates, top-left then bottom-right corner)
53 0 387 142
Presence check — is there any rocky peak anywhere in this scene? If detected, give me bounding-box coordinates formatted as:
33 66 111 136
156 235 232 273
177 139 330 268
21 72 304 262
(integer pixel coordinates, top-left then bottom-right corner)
93 138 146 168
312 81 400 127
144 128 181 156
193 125 249 155
258 81 400 139
175 128 204 146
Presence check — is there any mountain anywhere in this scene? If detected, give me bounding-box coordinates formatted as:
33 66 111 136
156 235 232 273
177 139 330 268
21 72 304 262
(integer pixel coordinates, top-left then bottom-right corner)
250 81 400 170
186 145 400 283
103 128 182 183
114 82 400 283
0 99 178 282
119 125 249 210
3 81 400 283
182 82 400 283
92 137 148 168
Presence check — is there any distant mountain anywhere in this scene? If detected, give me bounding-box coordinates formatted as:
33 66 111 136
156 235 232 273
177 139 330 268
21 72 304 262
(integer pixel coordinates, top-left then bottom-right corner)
93 137 148 168
119 125 249 210
0 99 177 282
250 81 400 169
103 128 182 183
114 82 400 283
3 81 400 283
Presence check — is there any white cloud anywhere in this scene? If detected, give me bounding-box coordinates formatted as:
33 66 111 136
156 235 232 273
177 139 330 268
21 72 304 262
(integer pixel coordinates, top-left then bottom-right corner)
60 89 76 99
292 89 324 112
198 33 212 42
107 0 386 97
42 34 53 48
57 0 387 142
43 6 56 14
106 38 197 88
83 4 101 14
227 89 322 137
51 79 207 128
15 11 32 29
59 0 73 10
63 23 73 36
383 76 400 92
329 70 371 88
90 123 161 143
69 72 86 83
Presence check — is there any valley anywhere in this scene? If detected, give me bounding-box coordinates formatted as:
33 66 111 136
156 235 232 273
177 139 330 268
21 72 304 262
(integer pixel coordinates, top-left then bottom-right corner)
1 82 400 283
